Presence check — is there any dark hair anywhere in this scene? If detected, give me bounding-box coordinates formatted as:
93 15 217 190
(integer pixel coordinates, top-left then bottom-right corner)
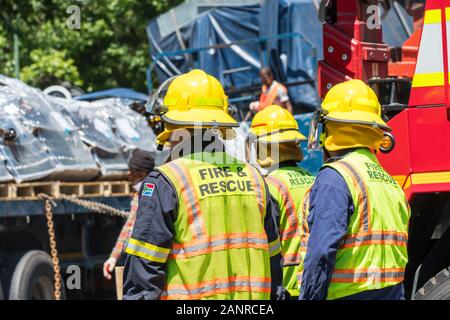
128 149 155 173
260 67 273 76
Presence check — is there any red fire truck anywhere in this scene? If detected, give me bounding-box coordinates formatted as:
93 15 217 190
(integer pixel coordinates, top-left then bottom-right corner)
319 0 450 299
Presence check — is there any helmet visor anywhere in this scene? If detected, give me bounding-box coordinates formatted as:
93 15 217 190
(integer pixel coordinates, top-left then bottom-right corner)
145 76 177 115
307 109 323 150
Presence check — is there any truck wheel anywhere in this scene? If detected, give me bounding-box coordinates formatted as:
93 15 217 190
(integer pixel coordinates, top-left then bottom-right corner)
8 250 62 300
414 267 450 300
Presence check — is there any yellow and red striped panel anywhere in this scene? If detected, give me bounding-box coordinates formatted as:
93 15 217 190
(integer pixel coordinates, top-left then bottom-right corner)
409 2 450 107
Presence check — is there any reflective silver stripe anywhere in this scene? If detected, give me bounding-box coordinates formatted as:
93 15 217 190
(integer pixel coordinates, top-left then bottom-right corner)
343 232 408 247
172 237 268 255
301 188 311 235
269 239 281 255
283 254 301 266
248 165 265 216
165 280 271 297
281 227 299 239
302 191 309 217
332 270 405 282
167 162 204 238
266 176 299 240
339 161 370 232
126 242 169 260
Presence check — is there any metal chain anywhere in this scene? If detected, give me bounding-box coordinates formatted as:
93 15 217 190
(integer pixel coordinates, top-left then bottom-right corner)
57 194 129 218
38 193 130 300
43 198 62 300
38 193 129 218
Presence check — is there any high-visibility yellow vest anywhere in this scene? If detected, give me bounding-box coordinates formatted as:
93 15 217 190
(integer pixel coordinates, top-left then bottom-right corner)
259 81 288 110
266 166 314 297
156 152 280 300
296 187 311 292
323 148 410 300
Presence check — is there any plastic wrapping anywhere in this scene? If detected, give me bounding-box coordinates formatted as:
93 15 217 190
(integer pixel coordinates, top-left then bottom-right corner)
0 75 35 96
92 98 158 152
0 78 118 182
0 153 13 183
91 98 170 167
0 74 194 182
50 98 128 179
49 99 117 154
38 129 100 181
0 111 59 182
1 81 100 182
0 87 58 182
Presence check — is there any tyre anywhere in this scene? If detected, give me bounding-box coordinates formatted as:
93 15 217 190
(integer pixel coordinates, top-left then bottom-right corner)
414 267 450 300
7 250 62 300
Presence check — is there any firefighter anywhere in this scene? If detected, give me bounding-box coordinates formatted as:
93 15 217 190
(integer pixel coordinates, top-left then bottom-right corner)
123 69 284 300
103 149 155 280
300 79 410 300
249 105 315 298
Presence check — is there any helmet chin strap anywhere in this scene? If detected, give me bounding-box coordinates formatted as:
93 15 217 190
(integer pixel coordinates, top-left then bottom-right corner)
319 129 327 147
323 147 332 162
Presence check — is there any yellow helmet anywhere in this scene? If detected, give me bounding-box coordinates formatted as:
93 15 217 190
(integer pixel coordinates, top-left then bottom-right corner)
308 79 391 150
146 69 238 144
321 79 390 131
249 105 306 144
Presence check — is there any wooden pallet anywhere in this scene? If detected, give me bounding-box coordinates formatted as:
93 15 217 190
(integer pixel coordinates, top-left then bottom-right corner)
0 181 132 201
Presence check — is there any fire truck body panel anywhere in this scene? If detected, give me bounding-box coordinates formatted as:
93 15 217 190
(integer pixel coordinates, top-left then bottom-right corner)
320 0 450 298
378 105 450 200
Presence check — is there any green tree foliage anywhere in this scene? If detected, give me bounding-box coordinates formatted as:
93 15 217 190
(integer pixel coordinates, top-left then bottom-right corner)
0 0 182 92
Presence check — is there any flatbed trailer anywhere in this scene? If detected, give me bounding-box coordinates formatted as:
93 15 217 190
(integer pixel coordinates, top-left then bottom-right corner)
0 180 132 300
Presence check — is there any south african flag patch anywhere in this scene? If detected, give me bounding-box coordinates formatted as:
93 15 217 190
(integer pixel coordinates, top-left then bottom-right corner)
142 183 155 197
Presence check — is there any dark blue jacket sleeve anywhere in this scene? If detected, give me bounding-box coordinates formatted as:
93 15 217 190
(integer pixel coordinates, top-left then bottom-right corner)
299 167 354 300
263 181 284 299
123 171 177 300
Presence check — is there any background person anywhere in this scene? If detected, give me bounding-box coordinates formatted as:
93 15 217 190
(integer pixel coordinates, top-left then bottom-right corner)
246 68 293 121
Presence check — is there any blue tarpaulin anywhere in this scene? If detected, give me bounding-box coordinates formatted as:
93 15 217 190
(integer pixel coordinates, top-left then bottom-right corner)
147 0 321 112
76 88 148 102
147 0 413 113
260 0 322 111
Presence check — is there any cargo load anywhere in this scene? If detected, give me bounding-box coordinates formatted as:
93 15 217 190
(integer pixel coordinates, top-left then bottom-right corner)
0 75 159 182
